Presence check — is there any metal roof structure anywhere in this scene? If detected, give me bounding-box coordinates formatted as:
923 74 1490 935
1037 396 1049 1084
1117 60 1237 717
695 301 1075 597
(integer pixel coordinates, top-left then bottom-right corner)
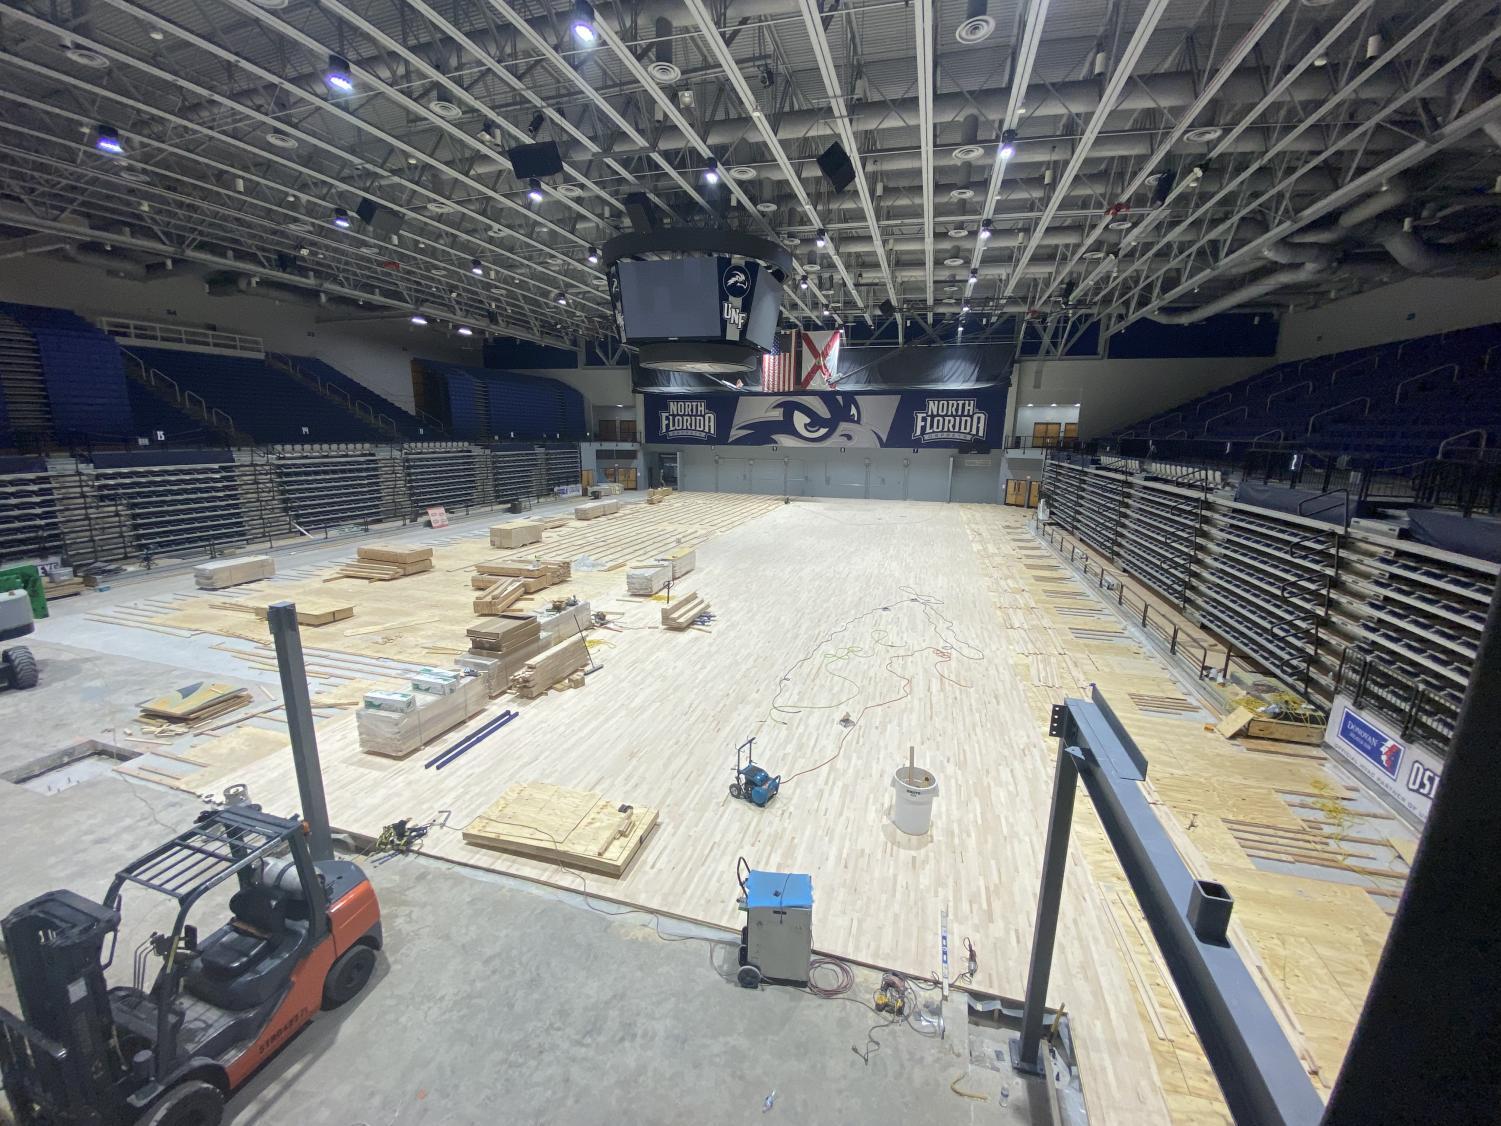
1 0 1498 350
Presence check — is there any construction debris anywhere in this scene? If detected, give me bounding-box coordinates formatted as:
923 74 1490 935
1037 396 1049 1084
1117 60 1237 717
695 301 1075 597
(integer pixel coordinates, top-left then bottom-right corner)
508 635 590 698
194 555 275 590
626 561 672 596
661 593 711 631
462 782 657 876
140 682 254 726
491 521 544 548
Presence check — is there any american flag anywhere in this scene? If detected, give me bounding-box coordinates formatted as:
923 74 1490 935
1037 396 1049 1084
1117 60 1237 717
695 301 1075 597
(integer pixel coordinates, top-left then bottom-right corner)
761 333 796 392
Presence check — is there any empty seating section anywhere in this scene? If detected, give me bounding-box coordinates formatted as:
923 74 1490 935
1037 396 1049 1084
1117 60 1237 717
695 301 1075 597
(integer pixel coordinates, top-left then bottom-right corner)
125 379 217 443
0 303 132 442
1043 454 1489 756
0 456 61 564
270 448 388 530
88 451 249 560
277 355 429 439
1113 321 1501 458
129 347 387 444
420 361 587 441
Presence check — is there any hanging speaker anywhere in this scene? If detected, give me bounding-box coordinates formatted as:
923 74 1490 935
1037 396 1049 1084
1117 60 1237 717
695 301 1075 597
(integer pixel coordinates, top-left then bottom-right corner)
878 298 896 320
355 198 404 239
816 142 857 192
507 141 564 180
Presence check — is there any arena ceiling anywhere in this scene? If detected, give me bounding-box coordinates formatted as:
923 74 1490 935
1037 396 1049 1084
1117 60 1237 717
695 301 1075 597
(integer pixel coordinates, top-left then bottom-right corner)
1 0 1499 350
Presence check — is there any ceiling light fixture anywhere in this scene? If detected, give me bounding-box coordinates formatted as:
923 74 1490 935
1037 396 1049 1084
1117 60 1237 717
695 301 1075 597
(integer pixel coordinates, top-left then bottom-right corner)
980 218 993 240
410 313 429 325
555 292 568 305
586 246 600 265
799 275 809 290
323 54 353 93
998 129 1018 161
527 178 544 203
571 0 596 43
815 228 827 248
331 207 351 228
470 258 484 275
457 326 474 336
266 131 298 149
91 124 123 155
703 157 720 185
968 268 978 287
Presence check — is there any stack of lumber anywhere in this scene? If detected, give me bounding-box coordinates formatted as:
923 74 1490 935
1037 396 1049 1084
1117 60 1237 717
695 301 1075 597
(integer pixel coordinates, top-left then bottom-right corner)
194 555 275 590
43 575 86 600
537 599 591 645
661 592 710 631
657 545 696 579
244 601 352 626
590 482 623 497
490 521 543 548
472 559 569 593
456 654 506 696
575 498 620 520
646 487 672 504
625 560 672 596
467 613 542 655
140 682 254 727
508 635 590 698
472 579 525 616
462 782 658 876
334 545 434 581
357 677 487 758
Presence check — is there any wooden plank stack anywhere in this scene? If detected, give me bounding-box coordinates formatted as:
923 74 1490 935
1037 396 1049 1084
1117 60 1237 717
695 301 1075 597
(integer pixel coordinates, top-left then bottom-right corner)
464 613 549 690
657 545 696 579
625 560 671 596
490 521 543 548
140 682 254 727
473 559 570 593
508 635 590 698
646 487 672 505
357 677 487 758
333 545 434 581
472 579 525 616
575 498 620 520
462 781 658 877
661 592 710 631
589 482 623 497
536 599 591 645
194 555 275 590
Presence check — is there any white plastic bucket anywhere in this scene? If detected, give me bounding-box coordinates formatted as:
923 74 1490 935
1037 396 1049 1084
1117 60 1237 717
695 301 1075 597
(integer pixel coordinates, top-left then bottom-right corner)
891 765 939 835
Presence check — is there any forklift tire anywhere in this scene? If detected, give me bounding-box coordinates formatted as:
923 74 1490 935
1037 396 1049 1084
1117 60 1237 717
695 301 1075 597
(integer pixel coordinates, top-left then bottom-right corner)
1 647 37 690
322 943 377 1009
140 1080 223 1126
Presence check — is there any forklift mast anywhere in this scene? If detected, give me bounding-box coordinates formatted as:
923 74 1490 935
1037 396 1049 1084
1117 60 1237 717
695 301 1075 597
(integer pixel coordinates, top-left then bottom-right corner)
2 889 127 1106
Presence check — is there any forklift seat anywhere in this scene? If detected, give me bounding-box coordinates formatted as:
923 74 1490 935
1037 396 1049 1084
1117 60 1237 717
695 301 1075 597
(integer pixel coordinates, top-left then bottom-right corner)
185 886 307 1010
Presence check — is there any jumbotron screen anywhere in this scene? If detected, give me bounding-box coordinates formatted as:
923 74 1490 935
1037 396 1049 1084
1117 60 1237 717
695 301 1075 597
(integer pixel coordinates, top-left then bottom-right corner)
611 256 782 351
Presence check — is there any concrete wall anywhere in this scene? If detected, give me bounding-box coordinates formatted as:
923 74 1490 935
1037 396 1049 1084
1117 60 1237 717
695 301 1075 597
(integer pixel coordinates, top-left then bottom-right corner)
1011 355 1268 439
0 256 482 411
1275 276 1501 361
664 445 998 503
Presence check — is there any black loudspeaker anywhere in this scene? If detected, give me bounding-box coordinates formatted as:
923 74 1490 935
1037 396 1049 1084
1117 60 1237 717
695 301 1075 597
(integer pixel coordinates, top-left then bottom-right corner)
816 142 857 192
623 192 663 233
878 298 896 320
356 198 404 239
507 140 564 179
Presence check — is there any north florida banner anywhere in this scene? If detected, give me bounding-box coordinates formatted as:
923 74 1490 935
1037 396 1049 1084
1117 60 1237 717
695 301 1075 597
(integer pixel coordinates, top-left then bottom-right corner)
645 390 1006 448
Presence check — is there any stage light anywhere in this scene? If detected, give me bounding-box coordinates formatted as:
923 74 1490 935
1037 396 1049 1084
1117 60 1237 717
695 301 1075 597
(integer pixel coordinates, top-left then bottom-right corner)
410 313 429 325
586 246 600 264
527 178 544 203
331 207 351 229
980 218 993 240
703 157 719 185
555 291 568 305
470 258 484 275
998 128 1018 160
815 228 827 248
571 0 596 42
799 275 808 290
457 325 474 336
527 112 545 138
92 124 123 155
324 54 353 93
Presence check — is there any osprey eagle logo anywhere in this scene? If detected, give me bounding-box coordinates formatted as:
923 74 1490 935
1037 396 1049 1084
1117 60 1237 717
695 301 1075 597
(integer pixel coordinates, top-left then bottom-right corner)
722 265 751 299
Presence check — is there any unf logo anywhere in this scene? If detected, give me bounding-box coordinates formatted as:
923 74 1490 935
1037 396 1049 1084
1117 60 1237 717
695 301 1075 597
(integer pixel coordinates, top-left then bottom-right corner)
658 399 716 439
912 398 988 442
722 265 751 299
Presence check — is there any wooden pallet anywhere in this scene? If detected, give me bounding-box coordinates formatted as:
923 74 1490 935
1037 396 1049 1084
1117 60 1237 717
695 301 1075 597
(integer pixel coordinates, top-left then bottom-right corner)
461 782 657 877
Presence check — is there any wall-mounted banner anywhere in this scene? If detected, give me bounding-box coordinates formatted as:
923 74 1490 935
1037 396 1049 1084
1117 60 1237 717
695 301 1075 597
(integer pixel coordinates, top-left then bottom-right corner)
1324 695 1445 824
646 390 1005 448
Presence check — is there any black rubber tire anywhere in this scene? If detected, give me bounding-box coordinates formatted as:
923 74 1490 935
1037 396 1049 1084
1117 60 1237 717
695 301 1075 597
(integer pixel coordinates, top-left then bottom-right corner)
141 1080 224 1126
322 943 377 1010
736 964 763 989
2 647 37 690
729 782 743 800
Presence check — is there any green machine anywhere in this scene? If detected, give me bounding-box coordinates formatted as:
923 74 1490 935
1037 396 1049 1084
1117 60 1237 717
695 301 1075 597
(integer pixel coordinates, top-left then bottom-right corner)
0 565 44 691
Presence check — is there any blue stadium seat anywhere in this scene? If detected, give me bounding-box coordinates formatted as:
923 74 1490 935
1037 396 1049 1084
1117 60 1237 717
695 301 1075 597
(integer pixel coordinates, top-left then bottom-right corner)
278 355 431 438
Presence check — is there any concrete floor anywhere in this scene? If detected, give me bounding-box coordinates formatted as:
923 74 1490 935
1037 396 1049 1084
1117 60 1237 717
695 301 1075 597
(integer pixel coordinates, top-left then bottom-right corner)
0 773 1056 1125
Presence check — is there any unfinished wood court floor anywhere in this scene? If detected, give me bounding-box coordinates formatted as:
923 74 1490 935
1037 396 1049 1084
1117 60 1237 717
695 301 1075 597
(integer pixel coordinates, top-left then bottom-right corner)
132 496 1397 1125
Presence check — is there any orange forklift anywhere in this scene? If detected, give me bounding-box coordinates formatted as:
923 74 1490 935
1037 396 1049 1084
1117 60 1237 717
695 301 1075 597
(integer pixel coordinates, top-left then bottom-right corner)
0 603 382 1126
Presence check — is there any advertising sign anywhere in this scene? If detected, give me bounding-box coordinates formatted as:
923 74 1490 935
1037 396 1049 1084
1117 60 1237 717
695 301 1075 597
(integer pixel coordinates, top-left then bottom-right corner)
646 390 1004 449
1325 694 1444 824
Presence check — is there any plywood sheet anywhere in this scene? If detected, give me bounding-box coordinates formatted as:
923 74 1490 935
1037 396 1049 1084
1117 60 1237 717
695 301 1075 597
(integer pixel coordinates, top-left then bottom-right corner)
462 782 658 876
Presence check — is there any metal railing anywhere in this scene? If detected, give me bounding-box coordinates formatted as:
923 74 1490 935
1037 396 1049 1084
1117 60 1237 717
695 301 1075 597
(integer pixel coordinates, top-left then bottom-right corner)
266 353 400 438
1306 396 1371 436
1265 379 1313 411
1335 646 1454 755
1194 390 1232 419
1395 363 1459 404
100 318 265 356
1438 428 1488 460
1201 404 1247 436
1329 352 1380 387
